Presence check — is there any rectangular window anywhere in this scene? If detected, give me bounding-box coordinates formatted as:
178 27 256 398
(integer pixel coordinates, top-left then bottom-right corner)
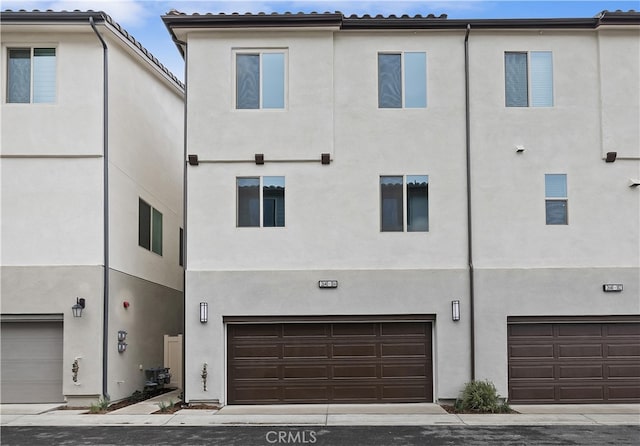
378 52 426 108
179 228 184 267
139 198 163 254
545 174 567 225
505 51 553 107
236 51 285 109
7 47 56 103
381 175 428 232
237 176 285 227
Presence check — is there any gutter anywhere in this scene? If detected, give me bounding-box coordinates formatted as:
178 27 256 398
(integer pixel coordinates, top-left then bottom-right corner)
464 24 476 381
89 16 110 401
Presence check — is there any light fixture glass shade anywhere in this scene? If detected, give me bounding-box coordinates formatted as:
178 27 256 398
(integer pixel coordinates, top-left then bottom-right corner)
200 302 208 323
452 300 461 321
72 297 85 317
117 341 127 353
117 330 127 341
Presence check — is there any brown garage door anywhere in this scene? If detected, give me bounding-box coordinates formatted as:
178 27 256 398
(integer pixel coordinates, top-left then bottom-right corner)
228 322 433 404
508 321 640 403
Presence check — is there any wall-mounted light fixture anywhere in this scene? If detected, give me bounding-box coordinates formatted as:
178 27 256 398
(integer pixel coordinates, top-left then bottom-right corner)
118 330 127 341
72 297 86 318
321 153 331 164
515 145 525 153
628 179 640 188
117 341 128 353
255 153 264 165
200 302 208 323
451 300 461 322
605 152 617 162
117 330 128 353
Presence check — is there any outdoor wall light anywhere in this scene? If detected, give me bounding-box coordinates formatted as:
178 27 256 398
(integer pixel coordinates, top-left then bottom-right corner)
72 297 86 318
452 300 461 322
117 341 128 353
605 152 617 162
117 330 127 341
515 145 525 153
628 179 640 188
200 302 208 323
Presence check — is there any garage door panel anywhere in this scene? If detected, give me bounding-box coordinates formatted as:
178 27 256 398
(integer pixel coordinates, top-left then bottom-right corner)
607 344 640 358
231 324 280 338
608 385 640 400
509 344 554 358
283 344 329 358
381 342 426 357
508 321 640 404
228 321 433 404
558 365 603 379
510 365 554 379
558 344 603 358
607 365 640 378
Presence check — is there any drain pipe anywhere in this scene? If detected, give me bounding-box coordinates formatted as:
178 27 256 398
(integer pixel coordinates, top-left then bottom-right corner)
464 24 476 381
90 15 110 401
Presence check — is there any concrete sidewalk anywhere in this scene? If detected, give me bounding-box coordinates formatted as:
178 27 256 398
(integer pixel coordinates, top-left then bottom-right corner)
1 396 638 427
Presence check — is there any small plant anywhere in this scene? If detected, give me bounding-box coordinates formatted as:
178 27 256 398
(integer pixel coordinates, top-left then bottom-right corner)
157 399 174 413
89 396 110 413
455 380 511 413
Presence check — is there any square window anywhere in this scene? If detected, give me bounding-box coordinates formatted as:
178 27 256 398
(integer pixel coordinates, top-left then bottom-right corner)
545 174 568 225
236 51 285 109
378 52 426 108
7 47 56 103
381 175 429 232
505 51 553 107
237 176 285 227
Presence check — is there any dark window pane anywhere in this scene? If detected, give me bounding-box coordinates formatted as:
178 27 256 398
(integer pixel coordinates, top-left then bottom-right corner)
381 176 403 231
378 54 402 108
407 175 428 232
8 49 31 103
263 176 285 227
138 199 151 250
505 52 528 107
179 228 184 267
546 200 567 225
237 178 260 227
237 54 260 109
152 208 163 255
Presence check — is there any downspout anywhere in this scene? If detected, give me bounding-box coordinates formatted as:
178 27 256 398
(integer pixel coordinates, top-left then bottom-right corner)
173 36 188 399
464 24 476 381
90 16 110 400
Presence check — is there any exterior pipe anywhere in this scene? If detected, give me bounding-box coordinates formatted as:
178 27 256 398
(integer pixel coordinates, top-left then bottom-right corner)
174 36 188 399
464 24 476 381
90 16 110 401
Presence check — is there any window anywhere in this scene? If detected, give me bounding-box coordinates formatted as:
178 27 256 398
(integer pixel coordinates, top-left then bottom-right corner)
505 51 553 107
7 48 56 103
179 228 184 267
237 176 285 227
378 52 426 108
380 175 429 232
545 174 567 225
236 51 285 109
139 198 163 255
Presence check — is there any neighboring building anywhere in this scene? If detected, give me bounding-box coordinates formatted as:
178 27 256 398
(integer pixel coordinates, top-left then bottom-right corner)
1 11 184 405
164 10 639 406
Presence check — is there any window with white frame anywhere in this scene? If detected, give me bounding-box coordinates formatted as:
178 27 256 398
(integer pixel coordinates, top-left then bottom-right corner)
380 175 429 232
378 52 427 108
505 51 553 107
139 198 163 255
236 51 285 109
545 174 568 225
7 47 56 103
237 176 285 227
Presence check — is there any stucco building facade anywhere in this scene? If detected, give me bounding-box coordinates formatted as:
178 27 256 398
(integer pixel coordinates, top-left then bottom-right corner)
164 10 639 406
1 11 184 405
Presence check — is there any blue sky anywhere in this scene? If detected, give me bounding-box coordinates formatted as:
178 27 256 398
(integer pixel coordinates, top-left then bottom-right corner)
2 1 638 80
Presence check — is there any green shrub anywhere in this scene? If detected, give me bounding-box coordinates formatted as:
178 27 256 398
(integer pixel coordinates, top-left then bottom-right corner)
89 396 110 413
157 399 174 413
455 380 511 413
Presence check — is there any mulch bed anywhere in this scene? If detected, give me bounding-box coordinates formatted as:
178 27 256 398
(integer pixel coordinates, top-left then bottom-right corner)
441 405 519 414
60 387 176 414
